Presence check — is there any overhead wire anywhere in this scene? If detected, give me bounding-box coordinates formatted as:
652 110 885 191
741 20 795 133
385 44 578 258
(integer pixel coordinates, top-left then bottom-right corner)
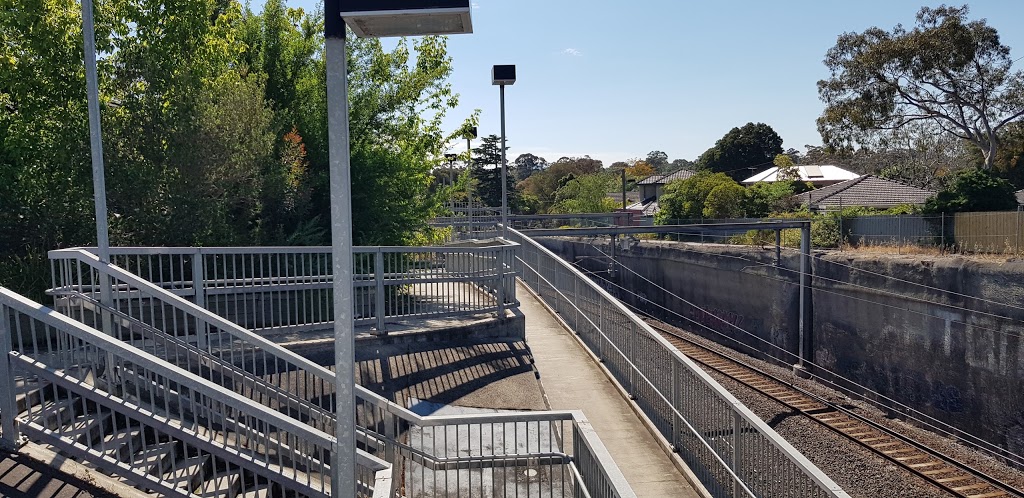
571 238 1024 465
653 229 1024 329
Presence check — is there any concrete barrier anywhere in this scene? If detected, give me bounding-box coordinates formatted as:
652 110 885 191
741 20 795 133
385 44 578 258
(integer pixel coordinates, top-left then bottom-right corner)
539 237 1024 457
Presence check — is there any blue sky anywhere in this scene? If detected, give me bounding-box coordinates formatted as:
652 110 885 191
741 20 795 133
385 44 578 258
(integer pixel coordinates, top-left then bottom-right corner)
286 0 1024 166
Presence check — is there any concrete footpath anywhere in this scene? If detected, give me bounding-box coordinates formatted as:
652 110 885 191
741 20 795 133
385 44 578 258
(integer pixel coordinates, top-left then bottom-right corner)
519 282 701 498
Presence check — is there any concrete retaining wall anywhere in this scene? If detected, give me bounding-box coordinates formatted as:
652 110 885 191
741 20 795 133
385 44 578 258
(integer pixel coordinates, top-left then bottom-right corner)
538 237 1024 455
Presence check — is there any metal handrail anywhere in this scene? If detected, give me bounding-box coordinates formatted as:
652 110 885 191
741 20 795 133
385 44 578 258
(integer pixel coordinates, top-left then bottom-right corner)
39 249 633 497
53 244 520 333
506 226 849 497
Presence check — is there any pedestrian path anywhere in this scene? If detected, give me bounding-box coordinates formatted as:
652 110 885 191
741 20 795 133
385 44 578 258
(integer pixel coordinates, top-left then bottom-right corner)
518 282 702 498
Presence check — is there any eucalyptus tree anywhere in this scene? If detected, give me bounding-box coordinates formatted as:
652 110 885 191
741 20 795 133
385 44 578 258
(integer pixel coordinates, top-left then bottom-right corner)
818 5 1024 169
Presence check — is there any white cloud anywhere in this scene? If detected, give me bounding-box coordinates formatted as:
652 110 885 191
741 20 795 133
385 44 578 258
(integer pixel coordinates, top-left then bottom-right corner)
471 2 480 9
560 48 582 57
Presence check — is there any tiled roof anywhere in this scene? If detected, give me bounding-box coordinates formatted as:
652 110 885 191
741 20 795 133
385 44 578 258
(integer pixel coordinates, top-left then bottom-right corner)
636 168 696 185
793 175 935 209
625 199 660 217
742 165 859 184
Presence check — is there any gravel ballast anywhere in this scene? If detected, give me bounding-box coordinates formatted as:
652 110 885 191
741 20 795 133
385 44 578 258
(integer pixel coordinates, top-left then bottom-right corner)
649 319 1024 498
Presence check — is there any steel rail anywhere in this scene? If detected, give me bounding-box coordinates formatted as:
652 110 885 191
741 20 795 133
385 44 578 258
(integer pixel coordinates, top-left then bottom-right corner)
646 319 1022 498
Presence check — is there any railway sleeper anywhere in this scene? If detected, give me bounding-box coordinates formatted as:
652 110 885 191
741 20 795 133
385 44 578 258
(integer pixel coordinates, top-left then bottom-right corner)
951 483 991 493
935 475 974 484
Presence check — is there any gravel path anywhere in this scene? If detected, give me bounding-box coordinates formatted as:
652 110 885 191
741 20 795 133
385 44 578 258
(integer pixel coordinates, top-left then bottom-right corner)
649 318 1024 498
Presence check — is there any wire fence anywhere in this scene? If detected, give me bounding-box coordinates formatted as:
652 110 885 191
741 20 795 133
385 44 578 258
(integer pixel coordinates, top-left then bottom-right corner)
660 208 1024 256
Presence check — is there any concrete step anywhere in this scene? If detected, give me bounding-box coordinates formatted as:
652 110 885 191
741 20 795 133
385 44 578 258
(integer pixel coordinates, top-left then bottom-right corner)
163 454 210 492
195 472 241 498
59 411 112 446
128 440 177 476
100 426 144 461
26 398 80 430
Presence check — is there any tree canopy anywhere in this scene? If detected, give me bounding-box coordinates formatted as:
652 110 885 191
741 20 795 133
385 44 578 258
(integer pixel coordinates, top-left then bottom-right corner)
696 123 785 181
0 0 472 296
656 171 743 223
818 5 1024 169
923 168 1018 213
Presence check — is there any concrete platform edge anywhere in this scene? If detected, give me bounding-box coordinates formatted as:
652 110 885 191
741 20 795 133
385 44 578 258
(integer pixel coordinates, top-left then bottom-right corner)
20 441 151 498
519 281 714 498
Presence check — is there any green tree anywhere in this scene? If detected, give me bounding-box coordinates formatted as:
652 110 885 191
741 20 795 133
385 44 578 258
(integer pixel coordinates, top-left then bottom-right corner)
924 168 1018 213
513 153 547 181
518 156 604 212
645 150 669 172
697 123 784 181
656 171 741 223
773 154 800 181
703 183 747 218
818 5 1024 169
744 182 798 218
551 174 617 214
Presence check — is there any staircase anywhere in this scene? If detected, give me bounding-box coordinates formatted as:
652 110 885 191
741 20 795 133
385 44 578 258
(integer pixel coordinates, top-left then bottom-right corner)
0 247 634 498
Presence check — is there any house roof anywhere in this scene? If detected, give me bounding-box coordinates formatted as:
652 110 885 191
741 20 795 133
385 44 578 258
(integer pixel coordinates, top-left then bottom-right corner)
1016 189 1024 205
793 175 935 209
636 168 696 186
742 164 859 184
626 199 659 217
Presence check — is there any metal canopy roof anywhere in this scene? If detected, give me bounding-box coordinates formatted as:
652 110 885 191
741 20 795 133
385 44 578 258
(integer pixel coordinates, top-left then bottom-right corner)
327 0 473 38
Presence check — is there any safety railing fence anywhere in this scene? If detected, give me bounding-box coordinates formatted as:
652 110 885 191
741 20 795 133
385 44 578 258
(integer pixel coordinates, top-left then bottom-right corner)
0 288 389 498
53 245 518 336
47 249 339 437
506 227 849 498
353 385 635 498
37 250 633 497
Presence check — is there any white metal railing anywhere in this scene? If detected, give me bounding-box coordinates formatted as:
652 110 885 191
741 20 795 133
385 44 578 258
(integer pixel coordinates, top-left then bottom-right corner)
506 227 850 498
36 249 634 497
51 245 518 336
0 287 391 498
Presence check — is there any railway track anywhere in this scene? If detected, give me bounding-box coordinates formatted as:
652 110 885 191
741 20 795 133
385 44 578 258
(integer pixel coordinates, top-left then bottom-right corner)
646 319 1021 498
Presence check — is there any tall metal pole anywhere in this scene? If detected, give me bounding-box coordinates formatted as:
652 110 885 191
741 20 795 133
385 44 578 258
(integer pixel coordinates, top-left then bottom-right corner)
82 0 109 265
467 138 473 234
500 84 508 237
797 222 811 375
82 0 115 376
325 28 356 496
621 169 627 210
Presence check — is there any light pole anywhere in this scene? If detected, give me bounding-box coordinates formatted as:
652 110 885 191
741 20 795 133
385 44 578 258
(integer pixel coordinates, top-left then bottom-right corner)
464 126 477 233
327 1 472 494
492 65 515 236
444 153 458 213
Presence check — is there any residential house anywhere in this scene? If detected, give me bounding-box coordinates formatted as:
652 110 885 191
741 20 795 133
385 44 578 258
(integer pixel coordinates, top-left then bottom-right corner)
627 168 697 216
742 164 859 187
792 175 935 212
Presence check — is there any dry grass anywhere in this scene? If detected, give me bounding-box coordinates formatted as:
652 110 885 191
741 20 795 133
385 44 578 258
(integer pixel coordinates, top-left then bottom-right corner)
835 242 1023 262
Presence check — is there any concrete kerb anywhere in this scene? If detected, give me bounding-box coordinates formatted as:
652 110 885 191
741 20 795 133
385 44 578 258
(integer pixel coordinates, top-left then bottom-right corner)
20 441 150 498
277 310 526 356
517 280 715 498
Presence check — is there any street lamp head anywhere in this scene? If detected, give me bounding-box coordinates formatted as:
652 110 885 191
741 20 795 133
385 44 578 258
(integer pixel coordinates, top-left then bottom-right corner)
444 153 458 163
463 126 478 140
332 0 473 38
492 65 516 86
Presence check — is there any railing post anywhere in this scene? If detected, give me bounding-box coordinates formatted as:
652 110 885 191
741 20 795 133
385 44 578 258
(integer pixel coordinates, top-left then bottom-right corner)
375 249 386 335
670 359 679 451
192 251 208 349
1016 207 1021 256
0 304 19 448
191 250 206 309
732 411 742 498
796 222 811 376
497 246 507 318
775 229 781 266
